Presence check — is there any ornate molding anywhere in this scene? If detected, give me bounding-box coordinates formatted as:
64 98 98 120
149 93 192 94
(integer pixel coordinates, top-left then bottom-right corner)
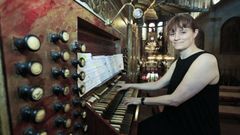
74 0 116 23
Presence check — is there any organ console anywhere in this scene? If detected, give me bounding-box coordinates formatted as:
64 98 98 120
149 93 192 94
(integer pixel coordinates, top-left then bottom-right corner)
1 5 139 134
82 75 139 135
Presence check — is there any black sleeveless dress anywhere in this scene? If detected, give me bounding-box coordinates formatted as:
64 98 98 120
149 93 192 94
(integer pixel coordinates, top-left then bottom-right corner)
138 51 220 135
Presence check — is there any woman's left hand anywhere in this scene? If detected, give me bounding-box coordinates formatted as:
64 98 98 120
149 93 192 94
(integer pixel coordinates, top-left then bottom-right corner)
123 97 141 106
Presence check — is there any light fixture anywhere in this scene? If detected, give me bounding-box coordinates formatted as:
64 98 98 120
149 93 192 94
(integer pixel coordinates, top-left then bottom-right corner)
105 1 143 25
133 8 144 19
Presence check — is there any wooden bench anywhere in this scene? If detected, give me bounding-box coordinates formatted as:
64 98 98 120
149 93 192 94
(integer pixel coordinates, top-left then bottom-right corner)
219 91 240 103
219 86 240 119
219 105 240 119
220 85 240 92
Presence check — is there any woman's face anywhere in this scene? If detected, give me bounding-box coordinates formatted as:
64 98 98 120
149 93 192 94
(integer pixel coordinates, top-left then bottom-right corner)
168 27 198 51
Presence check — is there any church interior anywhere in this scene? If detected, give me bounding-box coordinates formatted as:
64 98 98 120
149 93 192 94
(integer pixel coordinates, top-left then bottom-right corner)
0 0 240 135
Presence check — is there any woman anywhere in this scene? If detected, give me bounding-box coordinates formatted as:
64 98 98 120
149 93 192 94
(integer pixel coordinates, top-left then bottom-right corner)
117 14 220 135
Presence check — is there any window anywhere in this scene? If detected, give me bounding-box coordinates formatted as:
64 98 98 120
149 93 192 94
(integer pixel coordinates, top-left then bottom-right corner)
220 17 240 54
212 0 220 5
149 22 155 32
142 23 147 40
157 22 163 39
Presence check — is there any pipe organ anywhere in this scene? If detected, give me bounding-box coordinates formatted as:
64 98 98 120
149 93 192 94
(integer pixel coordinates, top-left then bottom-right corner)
0 9 138 134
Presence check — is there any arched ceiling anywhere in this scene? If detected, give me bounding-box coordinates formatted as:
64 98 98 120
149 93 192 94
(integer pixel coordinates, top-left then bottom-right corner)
120 0 212 21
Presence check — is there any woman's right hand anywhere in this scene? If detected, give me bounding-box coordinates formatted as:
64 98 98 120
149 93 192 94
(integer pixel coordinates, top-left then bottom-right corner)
116 83 131 92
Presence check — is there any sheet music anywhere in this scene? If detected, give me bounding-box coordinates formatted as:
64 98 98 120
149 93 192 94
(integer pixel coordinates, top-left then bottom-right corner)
77 53 124 94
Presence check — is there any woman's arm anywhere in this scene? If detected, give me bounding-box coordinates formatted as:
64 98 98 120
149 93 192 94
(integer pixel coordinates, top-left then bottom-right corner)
124 54 220 106
118 60 177 91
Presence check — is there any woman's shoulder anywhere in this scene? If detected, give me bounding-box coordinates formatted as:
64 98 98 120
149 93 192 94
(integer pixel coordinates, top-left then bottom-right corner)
199 52 217 62
194 52 218 67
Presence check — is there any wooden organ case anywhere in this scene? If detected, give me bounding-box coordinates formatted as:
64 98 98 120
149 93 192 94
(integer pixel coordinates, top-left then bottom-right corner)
75 18 139 135
0 1 138 134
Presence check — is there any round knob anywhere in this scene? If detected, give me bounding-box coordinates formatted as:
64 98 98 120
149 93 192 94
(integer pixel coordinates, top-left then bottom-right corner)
55 117 72 128
51 67 71 78
79 71 85 81
18 85 44 101
30 62 43 75
52 85 70 96
70 41 86 53
21 106 46 123
63 69 71 78
72 85 86 95
72 71 85 81
39 132 47 135
74 122 88 132
73 110 87 119
24 128 47 135
50 31 69 43
64 104 71 113
71 57 85 68
61 51 70 61
71 72 78 80
56 131 65 135
16 61 43 76
60 31 70 43
72 57 86 67
14 34 41 52
80 100 86 108
54 103 71 113
51 51 70 62
79 57 86 67
23 128 36 135
72 98 86 108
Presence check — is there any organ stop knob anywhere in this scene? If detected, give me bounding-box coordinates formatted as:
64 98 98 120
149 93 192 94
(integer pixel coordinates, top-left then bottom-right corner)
51 67 70 78
73 110 87 119
50 30 70 43
21 106 46 123
18 85 44 101
70 41 86 53
55 116 72 128
72 71 85 81
52 85 70 96
71 57 85 67
23 128 47 135
72 84 86 95
14 34 41 52
16 61 43 76
72 98 86 108
51 50 70 62
74 121 88 132
54 102 71 113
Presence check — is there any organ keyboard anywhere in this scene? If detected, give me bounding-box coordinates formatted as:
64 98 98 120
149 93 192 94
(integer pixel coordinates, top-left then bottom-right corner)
84 74 139 135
